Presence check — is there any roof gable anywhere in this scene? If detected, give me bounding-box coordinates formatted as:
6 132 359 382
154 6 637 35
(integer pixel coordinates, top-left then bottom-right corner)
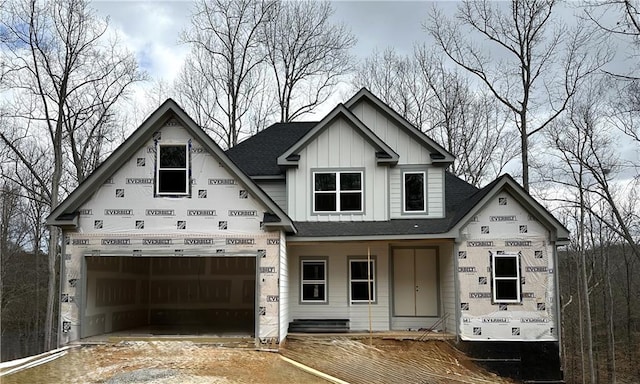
345 88 455 164
227 121 317 177
449 174 570 242
277 104 399 167
47 99 295 232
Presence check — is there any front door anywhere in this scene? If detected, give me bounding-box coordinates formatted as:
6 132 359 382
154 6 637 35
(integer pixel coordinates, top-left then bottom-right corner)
393 248 438 316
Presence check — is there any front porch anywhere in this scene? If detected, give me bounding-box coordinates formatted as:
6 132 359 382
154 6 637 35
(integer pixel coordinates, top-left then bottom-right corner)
285 239 457 335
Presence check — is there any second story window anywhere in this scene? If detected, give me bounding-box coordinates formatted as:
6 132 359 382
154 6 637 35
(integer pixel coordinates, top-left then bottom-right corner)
403 171 426 213
156 144 189 195
313 171 363 213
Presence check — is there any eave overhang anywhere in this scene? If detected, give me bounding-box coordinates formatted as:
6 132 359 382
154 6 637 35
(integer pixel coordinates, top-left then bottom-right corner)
345 88 455 165
277 104 399 168
46 99 296 234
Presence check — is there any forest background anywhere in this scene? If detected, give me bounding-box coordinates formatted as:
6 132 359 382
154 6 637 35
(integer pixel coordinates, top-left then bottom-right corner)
1 1 639 383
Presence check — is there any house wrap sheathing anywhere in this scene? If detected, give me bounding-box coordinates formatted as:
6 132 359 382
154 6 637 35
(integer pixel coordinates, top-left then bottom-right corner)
52 103 292 346
456 191 557 341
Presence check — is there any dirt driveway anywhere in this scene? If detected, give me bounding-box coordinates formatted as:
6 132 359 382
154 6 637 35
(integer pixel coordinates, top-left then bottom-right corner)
2 338 514 383
281 337 514 384
1 341 328 384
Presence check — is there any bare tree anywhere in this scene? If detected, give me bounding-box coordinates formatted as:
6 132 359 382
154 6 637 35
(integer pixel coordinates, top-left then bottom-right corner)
354 48 433 131
426 0 611 191
0 0 144 350
542 79 640 382
181 0 275 149
354 46 518 187
262 0 355 122
585 0 640 80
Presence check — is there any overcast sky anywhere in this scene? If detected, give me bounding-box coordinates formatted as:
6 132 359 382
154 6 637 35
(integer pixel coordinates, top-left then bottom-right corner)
92 1 455 83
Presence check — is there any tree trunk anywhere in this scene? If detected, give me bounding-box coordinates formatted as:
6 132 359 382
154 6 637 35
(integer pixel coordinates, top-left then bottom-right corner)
521 113 529 191
604 246 616 383
579 190 596 383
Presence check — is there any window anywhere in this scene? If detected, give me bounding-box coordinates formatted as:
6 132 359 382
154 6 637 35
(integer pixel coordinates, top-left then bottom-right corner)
156 144 189 195
491 252 521 303
403 171 426 213
301 260 326 302
313 171 363 213
350 259 375 303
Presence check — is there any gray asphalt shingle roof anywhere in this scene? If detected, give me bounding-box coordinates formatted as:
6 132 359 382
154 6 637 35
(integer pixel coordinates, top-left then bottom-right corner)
225 121 491 238
226 122 317 177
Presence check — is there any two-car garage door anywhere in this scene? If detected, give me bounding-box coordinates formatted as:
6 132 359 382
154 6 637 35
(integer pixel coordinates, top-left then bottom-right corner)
81 256 255 338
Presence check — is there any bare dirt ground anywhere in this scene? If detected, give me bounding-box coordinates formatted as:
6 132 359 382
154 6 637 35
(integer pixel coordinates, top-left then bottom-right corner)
281 337 515 384
2 338 515 383
1 341 328 384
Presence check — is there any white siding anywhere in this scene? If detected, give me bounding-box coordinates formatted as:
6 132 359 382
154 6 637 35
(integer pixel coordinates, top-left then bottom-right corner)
288 242 391 331
439 243 456 333
287 241 457 333
427 167 444 217
287 116 388 221
349 100 432 165
278 231 288 342
257 181 287 213
389 167 445 218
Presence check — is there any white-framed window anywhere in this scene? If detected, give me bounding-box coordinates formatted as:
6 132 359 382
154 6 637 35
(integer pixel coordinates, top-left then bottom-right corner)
491 252 521 303
349 259 375 303
313 171 363 213
156 143 190 195
403 171 426 213
301 260 327 303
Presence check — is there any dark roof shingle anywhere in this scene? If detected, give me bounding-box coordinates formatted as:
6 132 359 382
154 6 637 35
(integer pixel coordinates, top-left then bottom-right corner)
226 122 317 177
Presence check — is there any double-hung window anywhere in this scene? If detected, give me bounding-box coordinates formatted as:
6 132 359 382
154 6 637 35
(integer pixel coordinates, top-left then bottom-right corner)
301 260 326 302
491 252 521 303
313 171 363 213
403 171 426 213
156 144 189 195
349 259 375 303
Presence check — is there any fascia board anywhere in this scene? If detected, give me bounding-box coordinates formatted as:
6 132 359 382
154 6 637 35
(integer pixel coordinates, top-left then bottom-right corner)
345 88 455 163
449 176 570 242
276 104 398 166
46 101 178 225
286 232 457 243
47 99 296 233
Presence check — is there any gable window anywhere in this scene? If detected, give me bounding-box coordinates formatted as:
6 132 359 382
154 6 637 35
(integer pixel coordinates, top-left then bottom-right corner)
349 259 375 303
313 171 363 213
301 260 326 302
156 144 189 195
403 171 426 213
491 252 521 303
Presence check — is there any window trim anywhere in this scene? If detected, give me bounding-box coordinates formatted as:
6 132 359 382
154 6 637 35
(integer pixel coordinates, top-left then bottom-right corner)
402 170 427 214
491 251 522 304
349 257 376 304
300 258 328 304
155 142 190 196
312 170 364 214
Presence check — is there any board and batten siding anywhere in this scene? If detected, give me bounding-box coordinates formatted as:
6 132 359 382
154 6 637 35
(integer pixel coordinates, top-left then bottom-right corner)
257 181 287 213
288 242 391 331
348 100 432 165
286 116 388 222
278 231 288 342
389 167 445 218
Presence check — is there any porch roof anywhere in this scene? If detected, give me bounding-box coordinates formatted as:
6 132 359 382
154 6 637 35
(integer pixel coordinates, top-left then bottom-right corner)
290 219 453 239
